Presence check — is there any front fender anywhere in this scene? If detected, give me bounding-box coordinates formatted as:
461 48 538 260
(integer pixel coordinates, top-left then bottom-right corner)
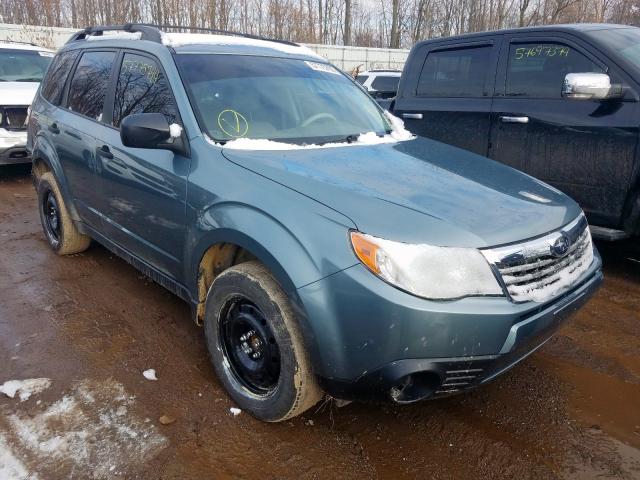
185 200 358 297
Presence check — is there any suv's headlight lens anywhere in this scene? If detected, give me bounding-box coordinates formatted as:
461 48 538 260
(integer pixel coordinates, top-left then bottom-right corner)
350 231 503 300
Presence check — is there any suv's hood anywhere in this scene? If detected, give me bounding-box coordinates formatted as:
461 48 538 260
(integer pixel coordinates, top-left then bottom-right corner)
222 137 582 248
0 82 38 105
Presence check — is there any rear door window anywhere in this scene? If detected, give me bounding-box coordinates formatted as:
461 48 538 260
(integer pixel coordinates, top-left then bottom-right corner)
112 53 178 128
67 51 116 121
41 50 80 105
371 75 399 92
506 42 604 98
417 45 493 97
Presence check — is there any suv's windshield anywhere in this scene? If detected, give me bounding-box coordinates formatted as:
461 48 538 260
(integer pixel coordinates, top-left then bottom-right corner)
0 49 53 82
175 54 391 144
591 28 640 72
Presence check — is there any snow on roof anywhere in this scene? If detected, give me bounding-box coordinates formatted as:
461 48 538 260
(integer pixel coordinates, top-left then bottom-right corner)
0 41 54 53
86 31 142 41
209 112 414 151
161 32 322 59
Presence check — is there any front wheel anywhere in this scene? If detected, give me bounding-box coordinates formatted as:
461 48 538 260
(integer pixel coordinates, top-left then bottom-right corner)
204 261 322 422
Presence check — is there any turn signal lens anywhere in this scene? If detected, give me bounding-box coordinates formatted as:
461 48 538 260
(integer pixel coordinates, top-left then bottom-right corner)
350 231 381 274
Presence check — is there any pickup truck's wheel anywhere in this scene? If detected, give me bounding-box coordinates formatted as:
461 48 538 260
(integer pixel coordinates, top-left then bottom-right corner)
204 261 322 422
37 172 91 255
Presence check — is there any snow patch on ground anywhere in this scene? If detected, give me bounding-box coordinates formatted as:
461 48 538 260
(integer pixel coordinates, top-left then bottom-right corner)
0 379 51 402
0 434 34 480
210 112 414 151
229 407 241 416
161 32 322 59
0 379 166 479
142 369 158 381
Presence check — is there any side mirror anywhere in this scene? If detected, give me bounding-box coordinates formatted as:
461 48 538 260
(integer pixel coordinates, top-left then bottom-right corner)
562 73 623 100
120 113 186 155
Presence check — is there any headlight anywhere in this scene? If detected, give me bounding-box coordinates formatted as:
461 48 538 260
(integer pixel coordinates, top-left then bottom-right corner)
350 231 503 300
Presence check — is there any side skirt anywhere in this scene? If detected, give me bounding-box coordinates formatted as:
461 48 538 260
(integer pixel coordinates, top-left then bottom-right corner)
80 222 198 314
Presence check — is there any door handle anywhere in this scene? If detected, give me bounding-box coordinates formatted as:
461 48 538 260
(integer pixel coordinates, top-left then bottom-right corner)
48 123 59 134
96 145 114 160
402 113 423 120
500 116 529 124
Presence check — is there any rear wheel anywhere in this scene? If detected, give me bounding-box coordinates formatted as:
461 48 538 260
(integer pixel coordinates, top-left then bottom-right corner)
37 172 90 255
204 261 322 422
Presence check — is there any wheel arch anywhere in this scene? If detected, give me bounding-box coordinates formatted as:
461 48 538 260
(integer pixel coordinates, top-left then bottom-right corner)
31 135 82 222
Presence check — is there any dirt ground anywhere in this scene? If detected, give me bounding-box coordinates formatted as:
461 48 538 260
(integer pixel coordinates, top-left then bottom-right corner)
1 164 639 480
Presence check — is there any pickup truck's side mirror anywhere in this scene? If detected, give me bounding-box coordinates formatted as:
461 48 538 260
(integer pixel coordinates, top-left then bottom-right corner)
120 113 186 155
562 73 623 100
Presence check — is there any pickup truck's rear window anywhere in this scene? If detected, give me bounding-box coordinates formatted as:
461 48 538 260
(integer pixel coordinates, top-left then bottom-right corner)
176 54 390 145
417 45 491 97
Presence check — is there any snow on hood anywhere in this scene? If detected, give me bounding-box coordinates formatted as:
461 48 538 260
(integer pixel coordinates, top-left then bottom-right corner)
211 112 414 150
162 32 322 59
0 82 39 105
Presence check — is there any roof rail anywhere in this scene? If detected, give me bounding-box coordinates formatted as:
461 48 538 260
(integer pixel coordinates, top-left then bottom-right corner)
66 23 299 48
66 24 162 44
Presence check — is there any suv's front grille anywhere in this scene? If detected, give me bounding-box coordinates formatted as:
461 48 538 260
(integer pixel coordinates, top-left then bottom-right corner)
1 106 28 131
482 215 594 303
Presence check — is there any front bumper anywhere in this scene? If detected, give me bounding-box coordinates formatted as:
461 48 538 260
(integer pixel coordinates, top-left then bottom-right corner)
298 251 602 403
0 130 30 165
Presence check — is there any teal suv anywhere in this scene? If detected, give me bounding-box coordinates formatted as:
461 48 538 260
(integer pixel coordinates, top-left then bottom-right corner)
28 24 602 421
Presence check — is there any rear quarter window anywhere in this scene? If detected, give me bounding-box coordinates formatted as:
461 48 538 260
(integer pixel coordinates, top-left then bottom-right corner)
41 50 80 105
417 45 492 97
355 75 368 85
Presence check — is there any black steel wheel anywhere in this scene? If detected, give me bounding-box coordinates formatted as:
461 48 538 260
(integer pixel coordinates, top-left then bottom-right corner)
43 190 61 243
204 261 322 422
220 297 281 395
36 172 91 255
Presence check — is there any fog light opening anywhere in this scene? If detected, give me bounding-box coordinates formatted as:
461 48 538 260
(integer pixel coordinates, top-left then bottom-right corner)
389 372 440 404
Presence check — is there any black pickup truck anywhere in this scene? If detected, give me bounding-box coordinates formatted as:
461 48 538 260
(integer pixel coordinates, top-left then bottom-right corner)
393 23 640 240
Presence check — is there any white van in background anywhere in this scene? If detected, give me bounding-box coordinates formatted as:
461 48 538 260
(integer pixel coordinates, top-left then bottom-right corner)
0 41 54 165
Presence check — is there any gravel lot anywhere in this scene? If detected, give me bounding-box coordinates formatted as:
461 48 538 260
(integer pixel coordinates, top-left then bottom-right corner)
1 164 639 479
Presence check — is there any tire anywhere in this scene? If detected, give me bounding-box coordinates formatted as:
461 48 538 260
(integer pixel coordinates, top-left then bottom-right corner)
204 261 322 422
37 172 91 255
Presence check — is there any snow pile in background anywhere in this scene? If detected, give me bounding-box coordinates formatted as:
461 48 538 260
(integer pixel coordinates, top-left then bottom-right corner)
1 379 166 479
161 32 322 58
0 378 51 402
86 32 142 41
214 112 414 151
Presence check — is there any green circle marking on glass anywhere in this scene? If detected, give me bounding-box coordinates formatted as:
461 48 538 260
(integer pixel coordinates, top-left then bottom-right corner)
218 109 249 138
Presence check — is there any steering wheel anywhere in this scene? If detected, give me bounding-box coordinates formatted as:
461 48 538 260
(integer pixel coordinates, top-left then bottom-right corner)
301 112 338 128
